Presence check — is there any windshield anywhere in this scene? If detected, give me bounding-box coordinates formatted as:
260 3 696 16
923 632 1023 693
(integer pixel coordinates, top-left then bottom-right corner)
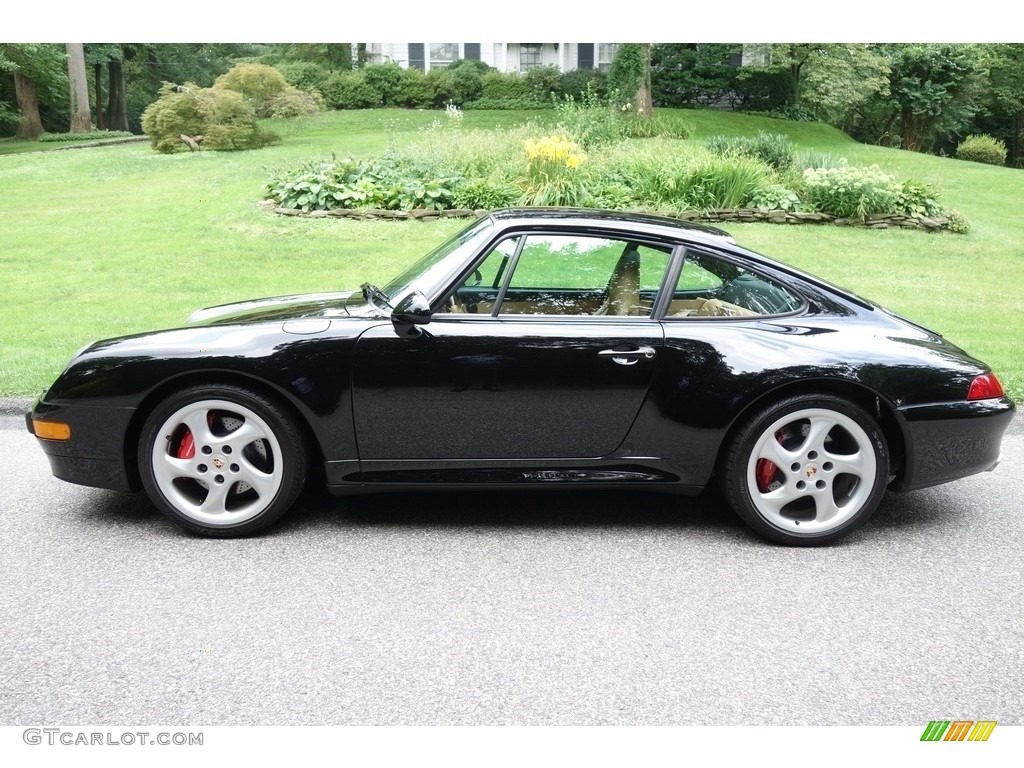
382 216 495 304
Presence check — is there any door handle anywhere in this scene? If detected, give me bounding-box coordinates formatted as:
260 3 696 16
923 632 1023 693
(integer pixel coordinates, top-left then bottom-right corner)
599 345 657 366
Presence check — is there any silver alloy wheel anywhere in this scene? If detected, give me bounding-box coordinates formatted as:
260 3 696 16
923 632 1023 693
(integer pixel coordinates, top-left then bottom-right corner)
150 399 284 527
745 407 878 535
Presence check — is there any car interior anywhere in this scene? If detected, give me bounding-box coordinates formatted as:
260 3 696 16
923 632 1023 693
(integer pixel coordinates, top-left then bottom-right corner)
440 236 801 319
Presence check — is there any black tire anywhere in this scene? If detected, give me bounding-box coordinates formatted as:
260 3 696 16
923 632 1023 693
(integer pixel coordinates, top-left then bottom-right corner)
138 384 308 537
718 394 888 546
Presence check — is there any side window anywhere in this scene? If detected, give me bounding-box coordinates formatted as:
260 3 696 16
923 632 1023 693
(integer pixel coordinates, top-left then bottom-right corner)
499 235 669 317
667 249 803 318
440 237 519 314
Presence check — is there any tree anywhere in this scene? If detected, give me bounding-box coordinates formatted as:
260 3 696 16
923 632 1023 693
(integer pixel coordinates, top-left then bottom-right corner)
0 44 67 139
744 44 889 119
974 44 1024 166
13 70 43 138
66 43 91 132
608 43 652 117
650 44 738 107
885 44 988 152
798 45 890 130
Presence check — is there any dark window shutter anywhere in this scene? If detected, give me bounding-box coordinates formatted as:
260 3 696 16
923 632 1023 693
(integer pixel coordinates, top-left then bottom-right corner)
578 43 594 70
408 43 425 71
464 43 481 61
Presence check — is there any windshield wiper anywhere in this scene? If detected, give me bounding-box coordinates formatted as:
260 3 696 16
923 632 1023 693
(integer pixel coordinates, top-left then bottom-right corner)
361 283 393 311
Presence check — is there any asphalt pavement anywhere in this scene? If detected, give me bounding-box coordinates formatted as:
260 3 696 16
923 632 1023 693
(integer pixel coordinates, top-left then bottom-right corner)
1 407 1021 725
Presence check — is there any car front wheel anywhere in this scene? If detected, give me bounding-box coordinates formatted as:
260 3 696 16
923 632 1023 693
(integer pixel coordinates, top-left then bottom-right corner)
138 384 308 537
719 395 889 546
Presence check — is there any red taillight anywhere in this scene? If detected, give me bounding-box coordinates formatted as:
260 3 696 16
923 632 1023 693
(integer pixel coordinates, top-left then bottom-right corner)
967 373 1005 401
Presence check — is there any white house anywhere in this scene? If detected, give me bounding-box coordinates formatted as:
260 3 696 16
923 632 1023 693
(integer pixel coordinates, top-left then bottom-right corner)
363 43 621 73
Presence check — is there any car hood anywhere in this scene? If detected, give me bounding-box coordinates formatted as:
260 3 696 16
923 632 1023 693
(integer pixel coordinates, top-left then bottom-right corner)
184 290 374 326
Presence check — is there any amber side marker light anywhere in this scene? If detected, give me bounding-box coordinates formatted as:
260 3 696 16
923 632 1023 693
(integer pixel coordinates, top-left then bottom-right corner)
967 373 1006 401
32 420 71 441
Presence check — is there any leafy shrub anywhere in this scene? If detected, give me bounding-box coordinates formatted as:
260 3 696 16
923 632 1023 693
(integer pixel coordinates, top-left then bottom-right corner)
266 156 462 212
802 162 901 219
588 182 636 210
38 130 134 142
731 68 795 111
261 87 320 119
452 176 521 210
362 62 405 106
650 44 735 108
558 69 608 100
321 72 380 109
467 97 549 110
894 179 943 218
749 184 801 212
481 71 532 102
274 61 332 93
705 131 794 171
525 65 561 102
141 83 205 152
553 85 621 149
141 83 278 153
215 63 289 108
945 209 970 234
956 134 1007 166
429 59 489 106
393 67 435 108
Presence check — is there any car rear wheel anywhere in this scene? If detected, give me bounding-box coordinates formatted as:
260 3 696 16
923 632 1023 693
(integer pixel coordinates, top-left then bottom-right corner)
719 394 888 546
138 384 308 537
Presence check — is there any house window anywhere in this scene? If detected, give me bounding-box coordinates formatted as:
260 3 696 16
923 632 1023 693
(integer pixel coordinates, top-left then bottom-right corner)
598 43 619 72
578 43 595 70
430 43 459 69
520 44 542 71
408 43 425 71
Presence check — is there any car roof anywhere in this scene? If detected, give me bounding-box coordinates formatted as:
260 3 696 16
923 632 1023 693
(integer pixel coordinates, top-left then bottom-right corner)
486 208 737 248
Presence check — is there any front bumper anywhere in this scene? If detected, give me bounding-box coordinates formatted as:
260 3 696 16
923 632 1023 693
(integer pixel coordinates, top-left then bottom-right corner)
27 399 138 492
894 396 1015 492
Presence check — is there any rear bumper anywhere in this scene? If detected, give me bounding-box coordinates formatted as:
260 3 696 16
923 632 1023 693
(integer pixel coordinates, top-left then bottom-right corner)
27 399 138 492
894 397 1015 492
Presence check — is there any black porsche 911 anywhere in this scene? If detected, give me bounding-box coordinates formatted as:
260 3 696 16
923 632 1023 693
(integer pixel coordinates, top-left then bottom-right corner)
27 209 1014 544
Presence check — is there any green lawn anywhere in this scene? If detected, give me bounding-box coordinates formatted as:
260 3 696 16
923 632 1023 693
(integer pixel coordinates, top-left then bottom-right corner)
1 108 1021 401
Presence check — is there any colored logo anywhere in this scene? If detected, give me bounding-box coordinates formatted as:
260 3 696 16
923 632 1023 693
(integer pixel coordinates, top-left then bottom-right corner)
920 721 996 742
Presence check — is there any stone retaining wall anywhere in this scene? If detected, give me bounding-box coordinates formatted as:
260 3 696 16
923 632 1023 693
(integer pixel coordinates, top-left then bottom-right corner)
267 203 954 231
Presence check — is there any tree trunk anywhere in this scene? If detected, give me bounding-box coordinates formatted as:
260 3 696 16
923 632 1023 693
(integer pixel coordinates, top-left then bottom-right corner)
105 59 129 132
66 43 92 133
901 107 923 152
94 62 105 130
634 43 653 118
13 70 44 139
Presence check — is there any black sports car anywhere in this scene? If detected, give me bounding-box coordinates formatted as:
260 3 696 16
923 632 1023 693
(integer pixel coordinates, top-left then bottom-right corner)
27 209 1014 544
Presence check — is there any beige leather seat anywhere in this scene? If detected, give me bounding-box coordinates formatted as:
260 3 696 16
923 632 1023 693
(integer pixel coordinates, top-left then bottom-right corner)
600 247 642 316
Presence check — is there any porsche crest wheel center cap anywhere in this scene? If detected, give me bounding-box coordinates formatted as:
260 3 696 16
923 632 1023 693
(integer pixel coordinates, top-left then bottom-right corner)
805 465 818 479
212 457 225 470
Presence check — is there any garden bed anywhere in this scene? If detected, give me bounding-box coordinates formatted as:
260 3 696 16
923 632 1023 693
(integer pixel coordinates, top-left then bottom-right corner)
268 203 957 232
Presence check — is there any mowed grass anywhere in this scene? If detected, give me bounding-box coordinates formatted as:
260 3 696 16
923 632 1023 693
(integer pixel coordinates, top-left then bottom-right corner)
1 108 1022 401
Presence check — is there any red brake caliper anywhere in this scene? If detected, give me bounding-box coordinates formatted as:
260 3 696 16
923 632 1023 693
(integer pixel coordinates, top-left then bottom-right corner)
175 412 215 459
755 428 786 493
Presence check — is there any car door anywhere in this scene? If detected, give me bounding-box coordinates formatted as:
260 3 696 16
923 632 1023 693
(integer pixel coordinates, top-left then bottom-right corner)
351 231 673 464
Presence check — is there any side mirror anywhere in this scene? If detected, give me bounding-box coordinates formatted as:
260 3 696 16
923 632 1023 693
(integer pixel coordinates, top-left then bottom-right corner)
391 291 431 338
